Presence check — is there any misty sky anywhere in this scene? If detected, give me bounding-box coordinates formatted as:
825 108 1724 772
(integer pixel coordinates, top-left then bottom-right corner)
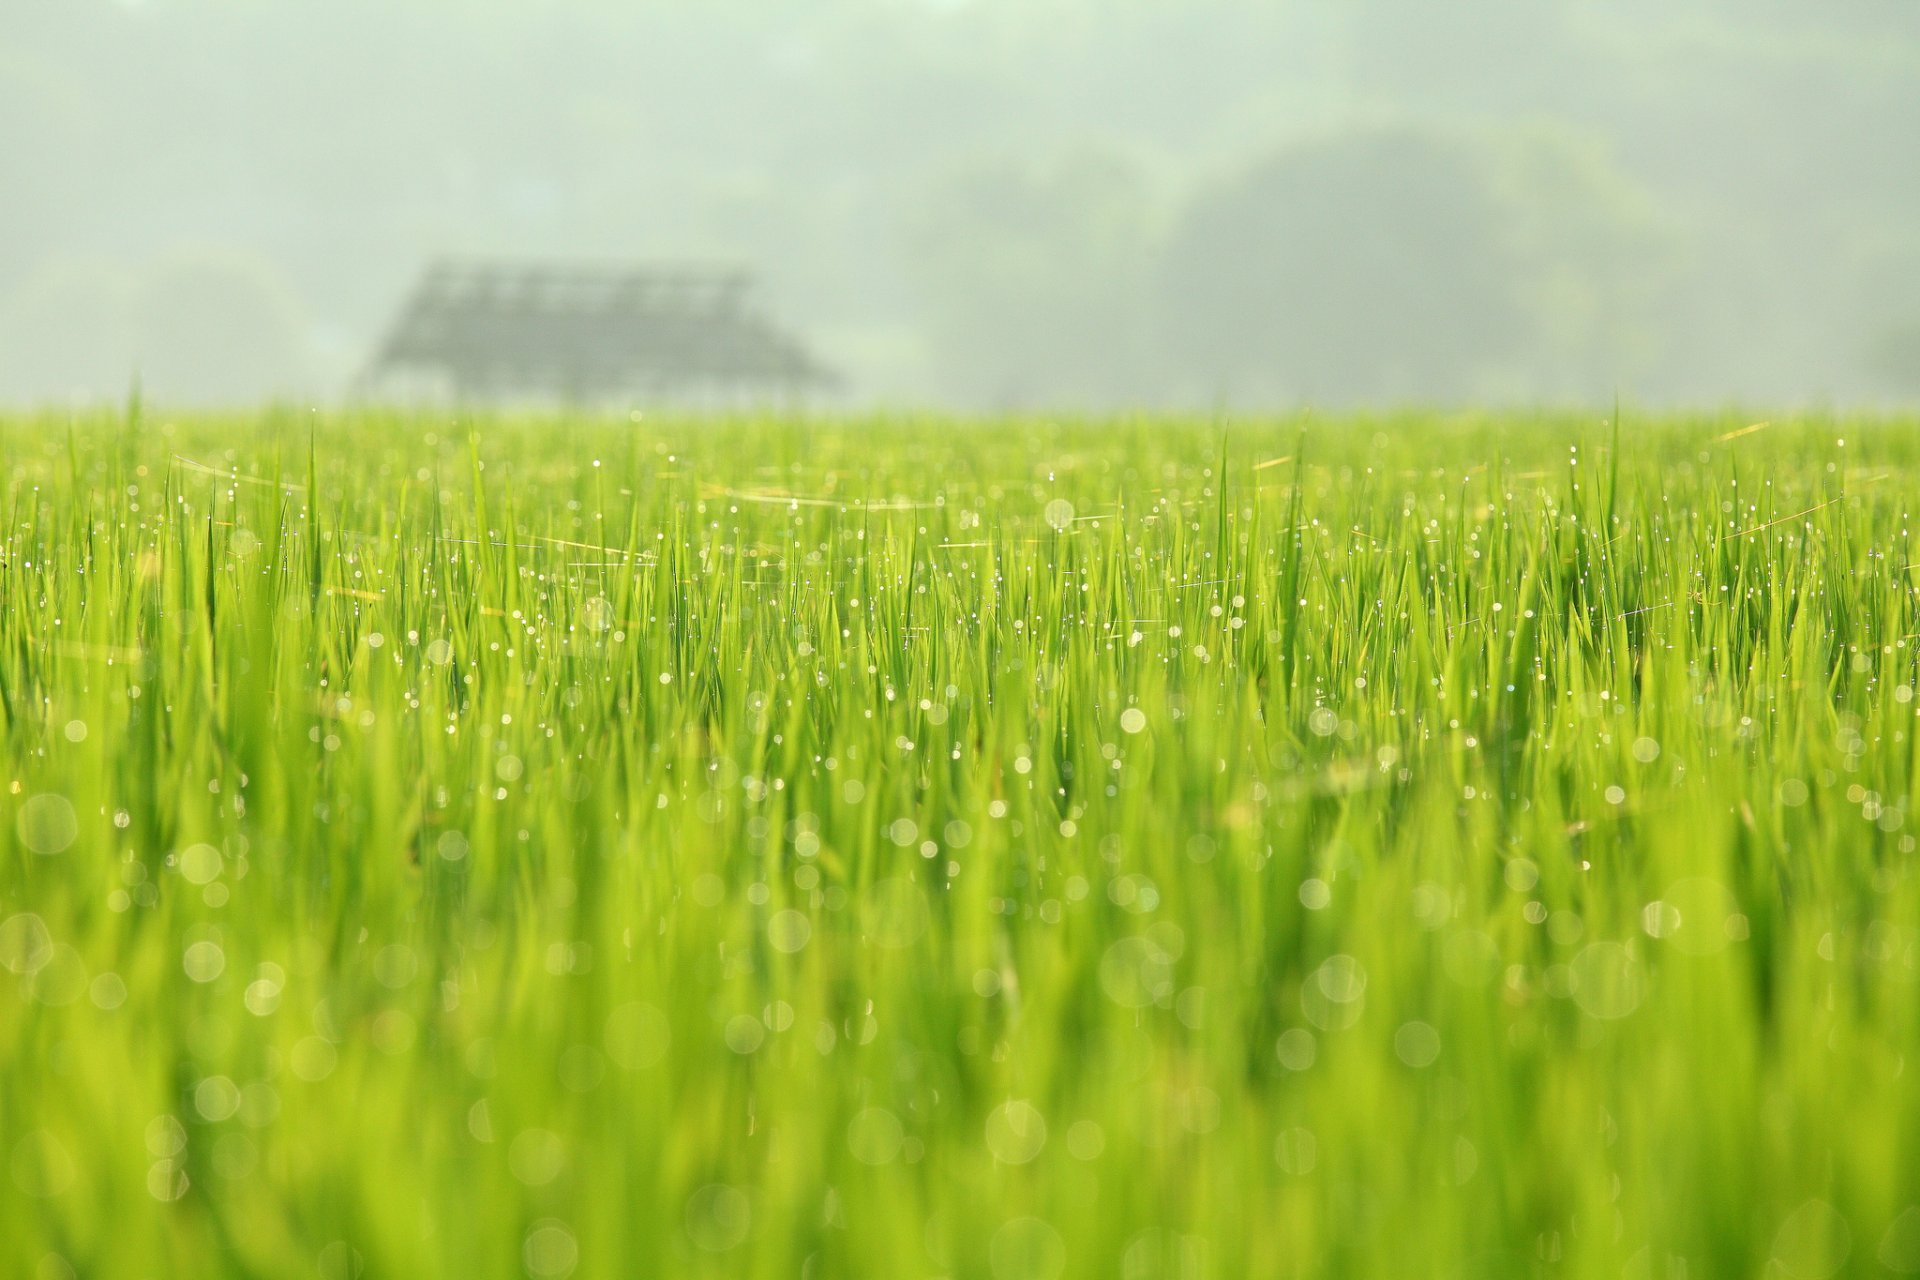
4 0 1918 408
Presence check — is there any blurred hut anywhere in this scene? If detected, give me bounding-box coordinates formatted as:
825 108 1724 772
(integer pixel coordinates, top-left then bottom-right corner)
362 260 838 404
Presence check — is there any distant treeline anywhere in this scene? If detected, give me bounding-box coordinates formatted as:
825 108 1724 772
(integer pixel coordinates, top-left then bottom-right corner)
2 0 1917 406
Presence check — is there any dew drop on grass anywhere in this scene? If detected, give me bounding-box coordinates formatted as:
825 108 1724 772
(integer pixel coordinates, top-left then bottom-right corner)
373 945 418 989
89 971 127 1010
9 1130 75 1198
146 1160 189 1202
1878 1207 1920 1273
1411 883 1452 929
1275 1127 1318 1175
523 1220 579 1279
603 1002 670 1070
1320 951 1367 997
145 1115 187 1159
182 940 226 983
984 1101 1048 1164
194 1076 241 1123
1394 1021 1442 1068
1771 1199 1851 1280
685 1184 751 1252
177 843 223 885
1098 936 1174 1009
724 1014 766 1054
1275 1028 1317 1071
691 873 725 907
1301 955 1368 1031
29 946 87 1007
1569 942 1645 1020
767 909 811 954
315 1241 363 1280
0 914 52 977
289 1037 337 1082
846 1107 905 1165
1640 900 1682 939
244 965 285 1016
16 795 76 856
508 1129 566 1186
371 1009 417 1055
1065 1120 1106 1161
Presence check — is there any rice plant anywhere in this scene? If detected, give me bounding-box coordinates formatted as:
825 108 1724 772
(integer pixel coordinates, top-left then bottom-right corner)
3 406 1918 1278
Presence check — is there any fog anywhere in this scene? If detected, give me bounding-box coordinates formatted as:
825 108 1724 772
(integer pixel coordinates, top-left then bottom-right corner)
5 0 1918 409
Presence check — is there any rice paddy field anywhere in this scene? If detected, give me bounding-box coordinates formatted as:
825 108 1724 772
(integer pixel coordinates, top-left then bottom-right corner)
4 407 1920 1278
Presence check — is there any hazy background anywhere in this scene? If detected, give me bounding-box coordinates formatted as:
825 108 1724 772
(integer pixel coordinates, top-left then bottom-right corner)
4 0 1918 410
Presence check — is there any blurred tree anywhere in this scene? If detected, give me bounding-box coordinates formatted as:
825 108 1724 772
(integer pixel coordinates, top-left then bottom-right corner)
0 252 314 405
128 252 312 404
1483 127 1674 401
1154 124 1670 405
899 149 1167 408
1155 127 1529 405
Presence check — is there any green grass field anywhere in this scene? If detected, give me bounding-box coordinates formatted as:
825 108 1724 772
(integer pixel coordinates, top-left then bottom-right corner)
4 408 1920 1278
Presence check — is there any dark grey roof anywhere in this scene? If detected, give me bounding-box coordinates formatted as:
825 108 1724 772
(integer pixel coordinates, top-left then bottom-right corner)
365 260 838 400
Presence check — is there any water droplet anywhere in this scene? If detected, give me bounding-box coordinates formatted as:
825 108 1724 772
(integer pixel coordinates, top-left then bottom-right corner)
182 940 226 983
685 1184 751 1252
10 1131 75 1198
16 795 76 856
1877 1206 1920 1273
1772 1199 1850 1279
177 843 223 885
846 1107 904 1165
1569 941 1645 1020
604 1002 670 1070
1099 936 1174 1009
508 1129 566 1187
1394 1021 1442 1068
523 1220 579 1278
984 1101 1048 1165
0 915 54 976
194 1076 240 1122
